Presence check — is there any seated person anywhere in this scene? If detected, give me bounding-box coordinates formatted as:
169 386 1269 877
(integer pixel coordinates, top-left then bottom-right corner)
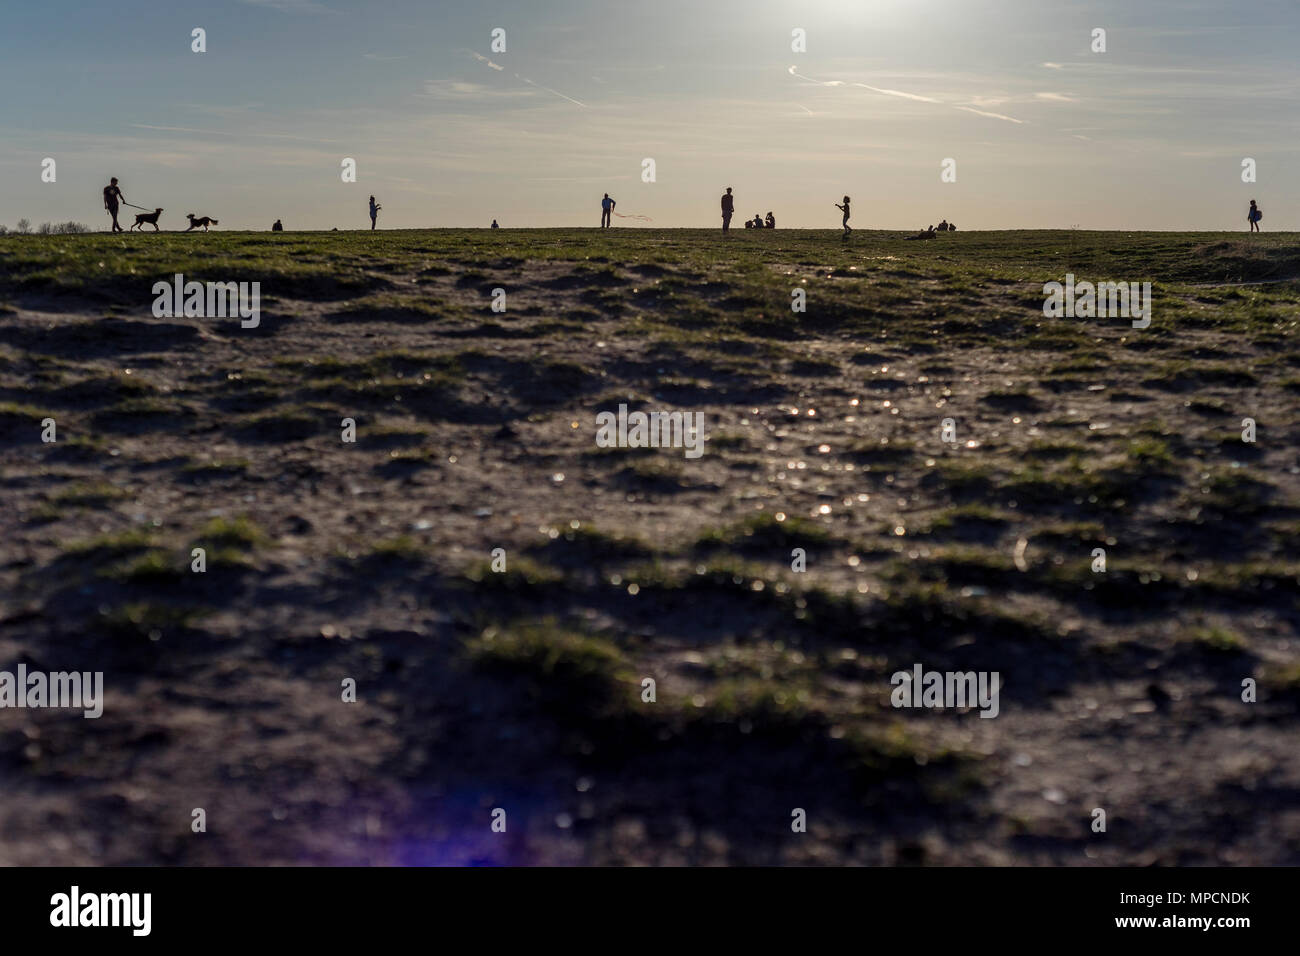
744 219 754 229
765 212 775 229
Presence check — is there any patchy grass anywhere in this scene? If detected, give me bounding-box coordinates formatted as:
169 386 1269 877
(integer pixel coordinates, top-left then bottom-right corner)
1186 626 1248 654
198 515 269 551
2 227 1297 866
695 512 835 554
464 620 637 721
49 481 127 508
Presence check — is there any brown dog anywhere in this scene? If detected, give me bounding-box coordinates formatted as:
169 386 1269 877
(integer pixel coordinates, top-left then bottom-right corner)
184 213 218 232
130 208 164 231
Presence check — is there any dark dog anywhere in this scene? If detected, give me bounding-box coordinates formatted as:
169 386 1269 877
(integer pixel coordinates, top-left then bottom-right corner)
185 213 219 232
130 208 164 231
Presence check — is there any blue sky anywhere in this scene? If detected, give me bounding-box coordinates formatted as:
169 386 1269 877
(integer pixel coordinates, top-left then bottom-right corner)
1 0 1297 229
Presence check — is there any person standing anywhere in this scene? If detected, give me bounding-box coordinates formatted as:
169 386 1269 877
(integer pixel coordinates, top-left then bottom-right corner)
721 187 734 233
601 193 616 228
369 195 381 230
835 195 852 236
1248 200 1261 232
103 177 125 233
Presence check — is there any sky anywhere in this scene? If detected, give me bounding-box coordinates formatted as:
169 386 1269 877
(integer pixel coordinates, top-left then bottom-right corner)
1 0 1297 231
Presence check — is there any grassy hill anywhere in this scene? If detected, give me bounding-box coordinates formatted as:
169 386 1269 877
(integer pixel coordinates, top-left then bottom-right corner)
0 228 1297 864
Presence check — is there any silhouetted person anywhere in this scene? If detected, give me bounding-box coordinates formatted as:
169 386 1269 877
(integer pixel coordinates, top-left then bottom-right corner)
601 193 615 228
369 195 381 230
744 219 754 229
835 195 852 235
721 187 734 233
765 211 775 229
491 219 499 229
103 177 125 233
937 219 948 231
1248 200 1261 232
272 219 283 232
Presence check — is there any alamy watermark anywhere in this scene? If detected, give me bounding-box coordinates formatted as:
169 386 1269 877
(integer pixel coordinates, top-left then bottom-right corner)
152 273 261 328
50 886 150 936
595 403 706 458
890 663 1001 718
0 665 103 718
1043 273 1150 328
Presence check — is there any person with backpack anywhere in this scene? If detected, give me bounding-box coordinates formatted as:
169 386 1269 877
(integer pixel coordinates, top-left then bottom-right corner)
1248 200 1262 232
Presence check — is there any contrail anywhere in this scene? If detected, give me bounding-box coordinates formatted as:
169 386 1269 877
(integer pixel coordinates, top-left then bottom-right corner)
515 73 588 108
953 105 1024 124
789 66 937 102
788 64 1025 123
852 82 940 103
470 51 588 108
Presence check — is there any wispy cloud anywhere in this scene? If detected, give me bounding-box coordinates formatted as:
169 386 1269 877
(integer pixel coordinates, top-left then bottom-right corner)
471 52 505 72
180 103 264 117
129 123 339 144
525 175 633 182
419 80 536 100
1034 92 1077 103
239 0 332 13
